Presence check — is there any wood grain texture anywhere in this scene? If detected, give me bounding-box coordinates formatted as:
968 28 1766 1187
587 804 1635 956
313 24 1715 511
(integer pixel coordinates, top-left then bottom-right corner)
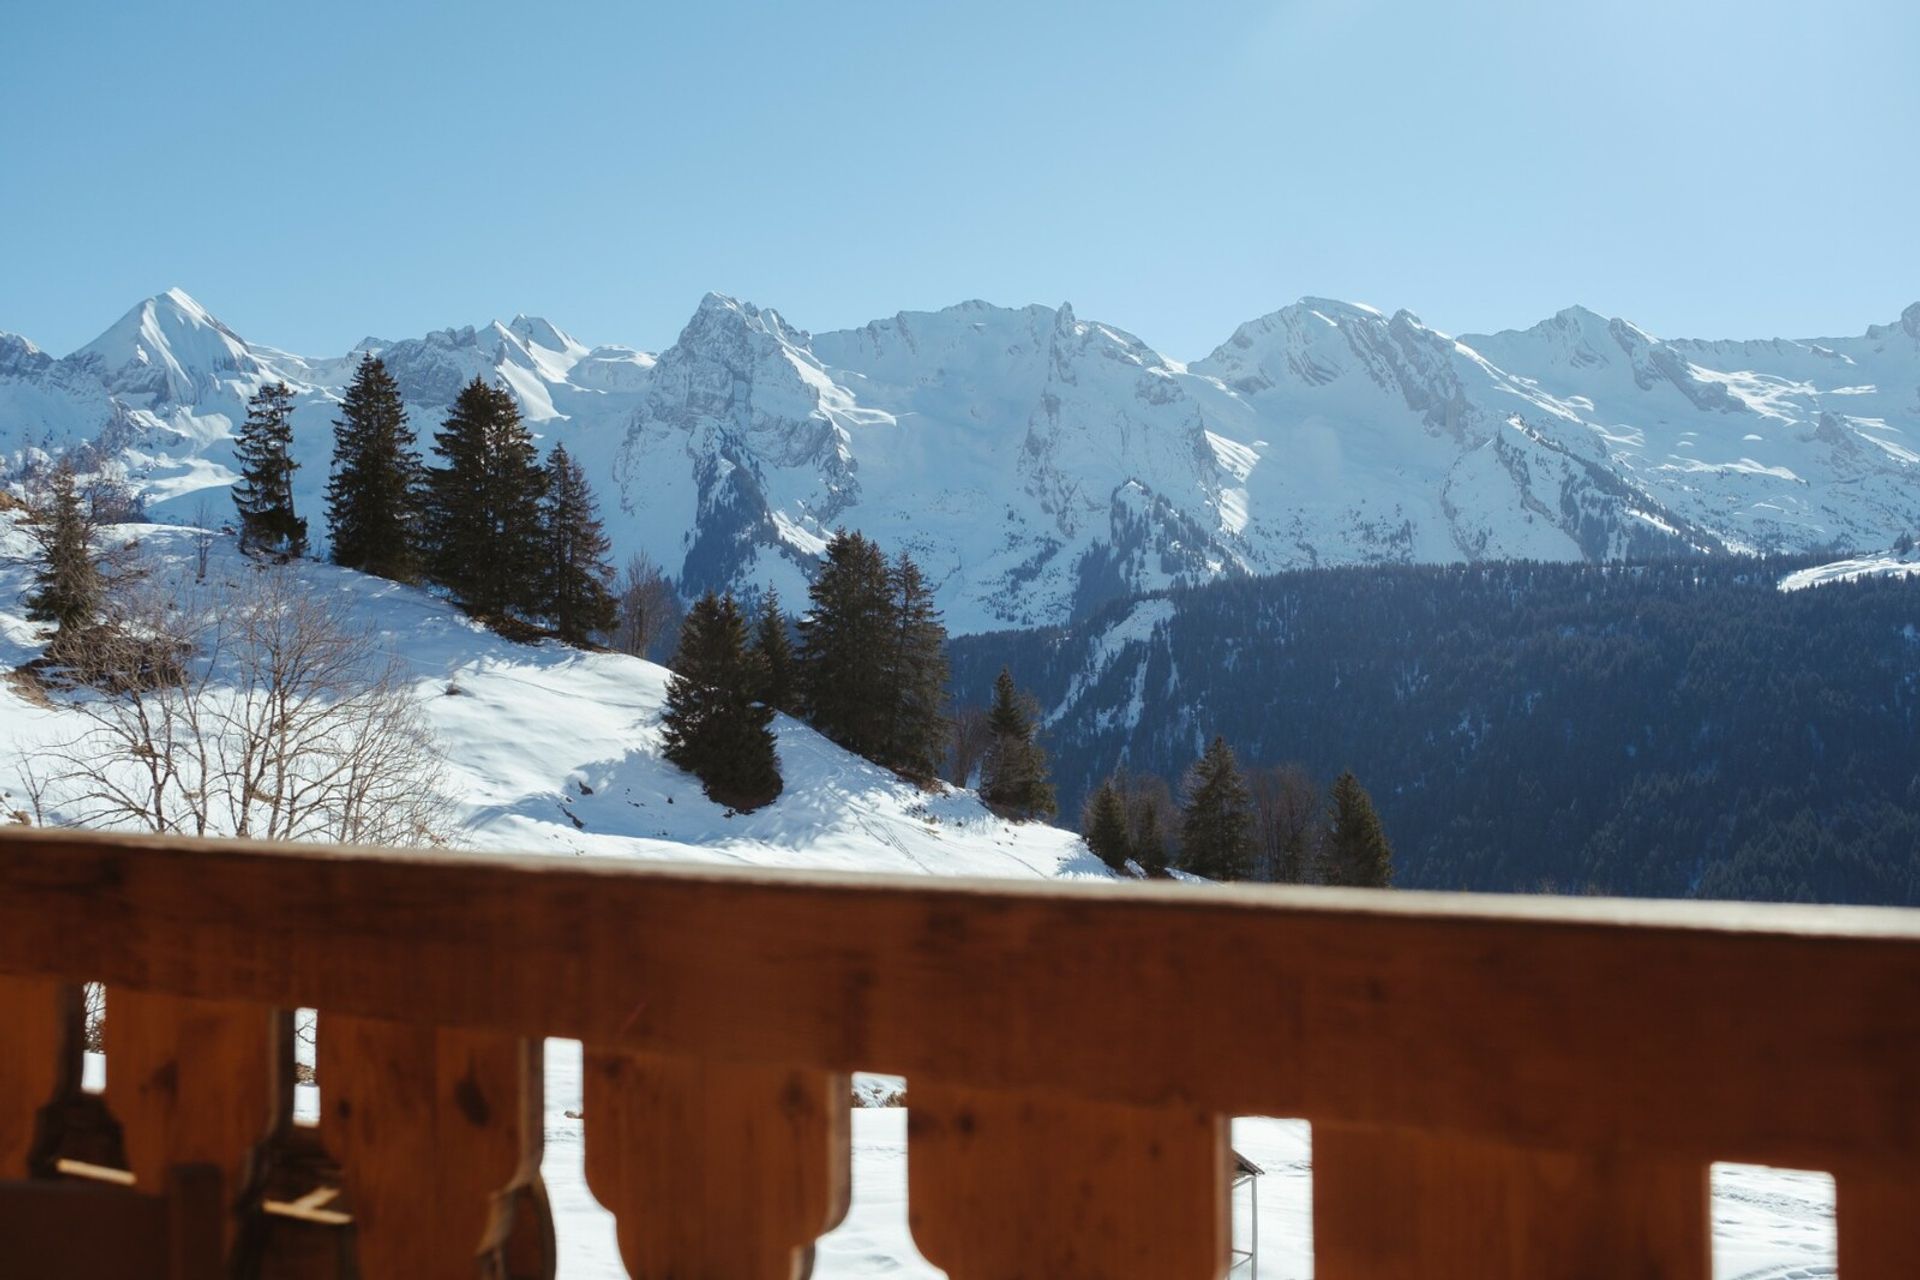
2 829 1919 1175
107 991 277 1202
908 1082 1228 1280
0 1175 169 1280
1314 1123 1709 1279
0 1163 223 1280
583 1049 849 1278
166 1162 226 1280
0 975 75 1176
1838 1168 1920 1280
320 1016 550 1280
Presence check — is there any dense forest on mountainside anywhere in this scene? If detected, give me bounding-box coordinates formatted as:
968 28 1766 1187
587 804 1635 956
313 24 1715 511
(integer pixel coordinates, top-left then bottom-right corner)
949 559 1920 905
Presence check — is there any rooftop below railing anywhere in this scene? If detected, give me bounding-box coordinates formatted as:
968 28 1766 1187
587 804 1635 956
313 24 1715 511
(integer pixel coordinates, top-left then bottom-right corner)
2 827 1918 1278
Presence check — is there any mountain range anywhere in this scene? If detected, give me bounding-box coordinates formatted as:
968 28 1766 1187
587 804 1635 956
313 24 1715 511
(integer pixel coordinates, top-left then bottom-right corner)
3 287 1916 633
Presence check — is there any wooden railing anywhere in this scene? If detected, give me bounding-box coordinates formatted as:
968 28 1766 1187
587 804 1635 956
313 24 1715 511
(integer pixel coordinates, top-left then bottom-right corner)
1 827 1918 1278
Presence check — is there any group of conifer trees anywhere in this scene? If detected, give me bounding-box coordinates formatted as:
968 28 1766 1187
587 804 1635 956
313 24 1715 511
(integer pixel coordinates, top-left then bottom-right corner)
226 363 1053 823
1082 736 1393 885
232 356 618 643
797 531 950 781
660 530 966 811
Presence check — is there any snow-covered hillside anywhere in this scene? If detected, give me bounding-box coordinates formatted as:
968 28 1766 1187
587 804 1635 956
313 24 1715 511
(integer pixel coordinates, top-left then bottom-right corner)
0 514 1101 879
5 289 1918 633
1778 545 1920 592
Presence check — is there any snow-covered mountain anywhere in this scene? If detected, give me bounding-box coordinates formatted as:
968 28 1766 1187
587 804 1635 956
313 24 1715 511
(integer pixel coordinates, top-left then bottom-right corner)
5 288 1917 633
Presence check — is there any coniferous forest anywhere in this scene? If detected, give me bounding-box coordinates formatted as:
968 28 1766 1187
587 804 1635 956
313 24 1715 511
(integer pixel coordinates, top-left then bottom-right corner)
949 559 1920 905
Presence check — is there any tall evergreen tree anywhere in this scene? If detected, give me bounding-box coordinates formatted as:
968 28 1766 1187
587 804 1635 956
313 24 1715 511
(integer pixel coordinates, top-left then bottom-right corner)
326 355 423 581
981 666 1056 819
1082 779 1133 871
231 381 306 557
1322 770 1394 888
424 378 547 620
23 461 105 661
660 592 782 809
751 589 797 714
539 442 616 644
880 552 949 783
798 531 895 759
1179 736 1254 880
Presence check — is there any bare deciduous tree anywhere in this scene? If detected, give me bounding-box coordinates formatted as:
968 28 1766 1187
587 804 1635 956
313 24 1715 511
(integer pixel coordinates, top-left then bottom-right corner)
1250 763 1321 883
84 981 106 1052
610 551 682 660
1104 767 1179 872
947 704 992 787
189 498 217 583
22 566 451 847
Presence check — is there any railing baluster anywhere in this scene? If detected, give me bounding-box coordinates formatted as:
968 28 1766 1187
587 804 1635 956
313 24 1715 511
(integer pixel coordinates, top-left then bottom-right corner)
107 993 276 1216
583 1049 850 1279
0 976 75 1175
1314 1123 1708 1278
320 1017 551 1279
1839 1168 1920 1279
907 1082 1229 1280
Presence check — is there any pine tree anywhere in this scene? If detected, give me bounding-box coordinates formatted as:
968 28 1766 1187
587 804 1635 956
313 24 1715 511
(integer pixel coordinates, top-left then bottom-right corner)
326 355 423 581
751 589 797 714
540 442 616 644
231 381 306 557
798 531 895 759
423 378 547 621
981 666 1056 819
880 551 949 782
660 592 782 810
1082 779 1133 871
23 461 105 661
1322 770 1395 888
1179 736 1254 880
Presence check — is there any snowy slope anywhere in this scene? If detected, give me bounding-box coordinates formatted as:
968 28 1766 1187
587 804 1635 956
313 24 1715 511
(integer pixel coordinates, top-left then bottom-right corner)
0 514 1102 880
5 289 1917 633
1778 545 1920 592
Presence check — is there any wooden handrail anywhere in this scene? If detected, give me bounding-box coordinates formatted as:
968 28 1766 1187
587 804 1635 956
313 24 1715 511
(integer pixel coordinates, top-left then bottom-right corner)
1 826 1917 1277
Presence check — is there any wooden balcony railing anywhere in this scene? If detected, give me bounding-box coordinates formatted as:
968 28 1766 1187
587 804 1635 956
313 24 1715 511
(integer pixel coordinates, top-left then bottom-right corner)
2 827 1918 1278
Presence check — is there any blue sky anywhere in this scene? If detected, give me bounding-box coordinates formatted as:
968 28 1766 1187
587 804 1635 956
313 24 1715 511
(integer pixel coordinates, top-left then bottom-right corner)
3 0 1915 359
